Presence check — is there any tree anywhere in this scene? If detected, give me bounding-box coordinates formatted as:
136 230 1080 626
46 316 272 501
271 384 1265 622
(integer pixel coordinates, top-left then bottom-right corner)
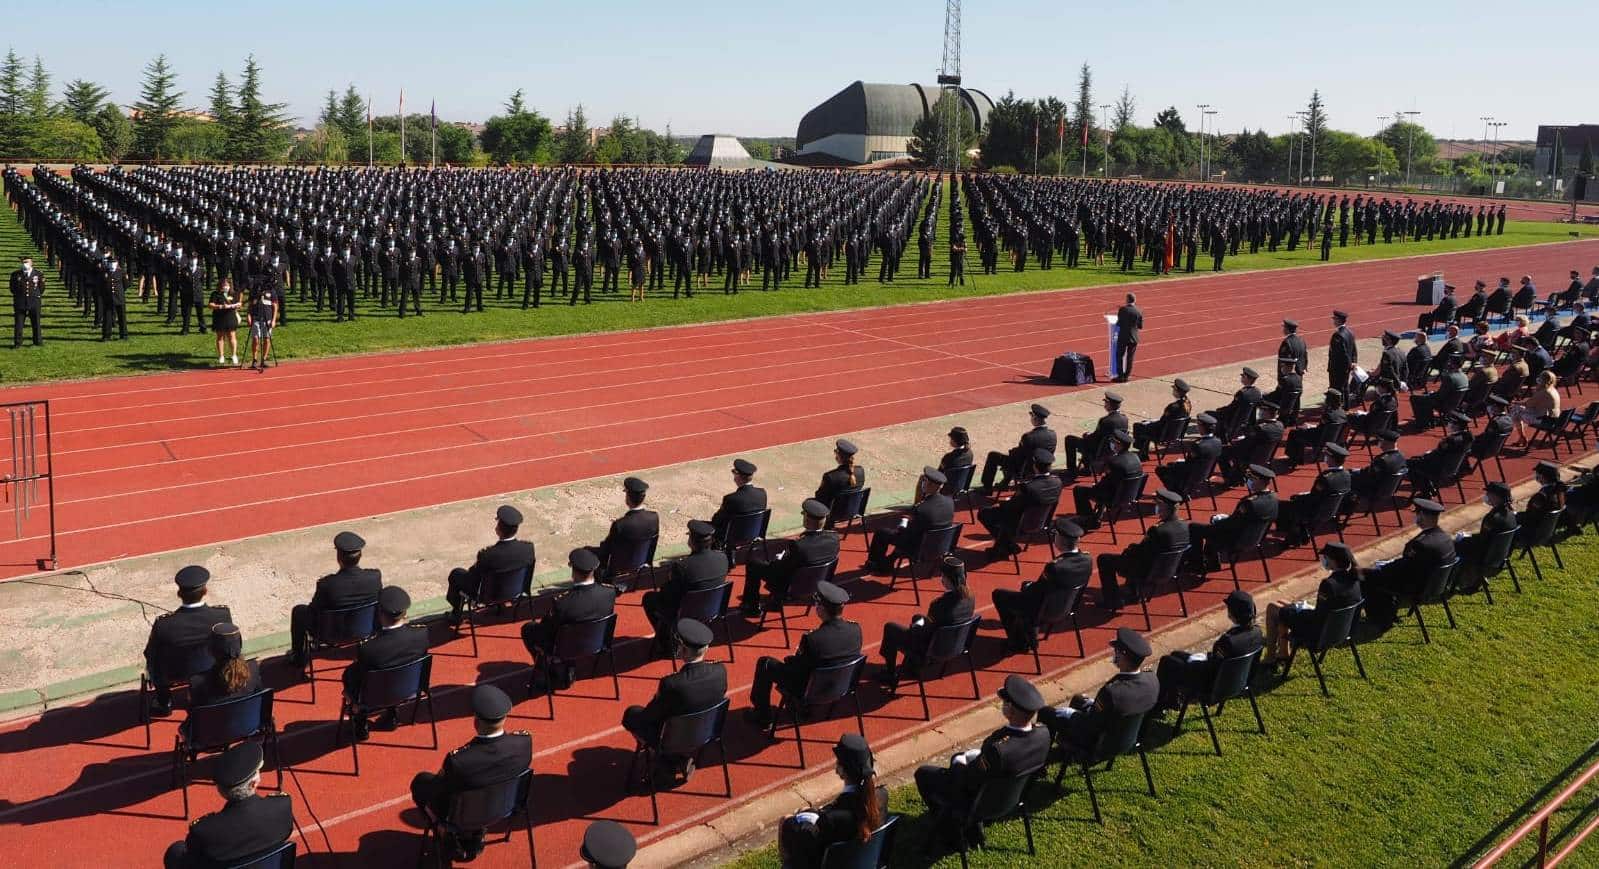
1302 89 1327 182
131 54 183 160
208 72 234 135
741 139 773 161
979 91 1030 171
0 49 27 156
1153 106 1186 135
25 56 51 121
334 85 366 141
1376 120 1436 178
92 103 132 160
288 124 349 164
554 104 592 164
908 89 975 167
59 79 110 124
1112 85 1136 132
481 93 553 164
504 88 527 115
27 117 103 160
227 55 292 162
1223 128 1278 182
163 117 226 162
1072 63 1094 166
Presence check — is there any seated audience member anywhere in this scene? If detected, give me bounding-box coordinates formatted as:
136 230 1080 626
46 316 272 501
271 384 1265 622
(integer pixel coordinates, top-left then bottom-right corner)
979 448 1065 556
1096 488 1189 610
1348 429 1408 505
1517 461 1567 534
983 403 1059 491
876 556 977 688
1153 590 1264 712
1510 370 1560 447
710 458 766 546
1411 355 1468 425
1217 400 1284 485
1263 541 1363 666
163 743 293 869
1062 394 1128 478
521 549 617 690
1453 481 1518 591
938 426 975 478
1209 367 1264 436
144 565 233 715
739 499 840 616
1418 282 1458 331
410 685 532 861
621 618 728 778
815 439 867 522
1268 358 1303 421
1189 464 1279 571
594 477 659 590
862 467 954 574
992 517 1093 651
188 622 261 707
1406 412 1474 499
1155 412 1223 493
342 586 430 739
1039 628 1159 757
915 675 1051 846
1361 498 1457 626
1068 432 1141 527
1276 443 1354 545
745 581 862 728
446 504 536 625
287 531 382 669
1494 314 1530 351
1132 379 1192 460
1483 278 1514 320
780 734 889 868
1404 331 1433 389
1284 390 1346 467
641 520 730 653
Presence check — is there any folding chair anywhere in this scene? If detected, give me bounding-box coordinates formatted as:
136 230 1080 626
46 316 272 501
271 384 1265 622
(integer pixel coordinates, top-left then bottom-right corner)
140 640 215 748
948 766 1044 868
1030 584 1087 672
1349 470 1408 533
891 615 981 720
604 534 658 592
173 688 281 818
770 655 867 767
1282 600 1367 697
1172 648 1265 756
721 508 772 566
531 613 619 719
1129 545 1191 628
1517 507 1566 581
415 768 534 869
820 815 899 869
758 558 839 648
335 654 437 775
223 840 296 869
1203 518 1272 589
1100 472 1149 544
305 602 380 703
1148 414 1192 466
888 523 963 605
941 464 979 522
1052 710 1156 824
625 698 733 825
828 488 873 536
458 562 536 657
671 581 736 667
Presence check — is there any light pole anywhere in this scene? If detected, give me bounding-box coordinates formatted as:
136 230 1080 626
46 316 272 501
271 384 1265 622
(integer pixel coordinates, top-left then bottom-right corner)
1196 103 1210 182
1204 109 1218 181
1285 114 1300 184
1489 120 1507 194
1402 109 1421 187
1377 115 1391 186
1099 103 1111 177
1297 110 1311 184
1479 115 1493 193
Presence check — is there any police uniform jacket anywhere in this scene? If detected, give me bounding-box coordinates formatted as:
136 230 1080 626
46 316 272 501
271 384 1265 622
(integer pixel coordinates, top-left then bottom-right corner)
1279 334 1309 373
815 465 867 508
599 508 659 567
1121 517 1191 577
801 785 890 858
786 618 863 675
145 603 234 670
548 581 617 627
466 538 537 591
342 623 430 695
952 724 1051 796
764 530 841 582
1378 344 1407 386
310 566 382 612
710 484 768 537
939 446 975 474
431 731 534 812
1219 490 1279 534
1015 424 1060 458
659 548 731 612
1328 325 1358 374
1073 670 1160 744
1209 623 1265 660
1085 452 1141 504
637 659 728 730
1387 527 1458 583
10 267 43 309
180 793 295 868
896 493 955 553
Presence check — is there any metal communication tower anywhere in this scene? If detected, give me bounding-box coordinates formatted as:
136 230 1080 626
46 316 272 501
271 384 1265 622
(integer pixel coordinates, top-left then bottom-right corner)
937 0 962 170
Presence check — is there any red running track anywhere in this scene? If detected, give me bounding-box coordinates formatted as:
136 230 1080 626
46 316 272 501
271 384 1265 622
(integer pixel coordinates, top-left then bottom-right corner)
1 239 1596 579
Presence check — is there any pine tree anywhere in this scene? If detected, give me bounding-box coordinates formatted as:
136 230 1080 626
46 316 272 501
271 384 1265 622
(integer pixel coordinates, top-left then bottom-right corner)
60 79 110 123
555 104 592 164
318 89 338 128
335 85 365 141
908 89 975 167
1112 85 1136 132
1303 89 1327 183
228 55 291 162
504 88 527 115
131 54 183 160
0 49 26 156
1072 63 1094 167
25 56 51 120
208 72 234 138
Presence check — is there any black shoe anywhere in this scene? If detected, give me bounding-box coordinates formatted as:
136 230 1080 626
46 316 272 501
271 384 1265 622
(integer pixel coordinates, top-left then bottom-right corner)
352 716 371 742
148 698 173 717
873 667 900 689
372 709 398 731
739 602 762 618
743 708 773 730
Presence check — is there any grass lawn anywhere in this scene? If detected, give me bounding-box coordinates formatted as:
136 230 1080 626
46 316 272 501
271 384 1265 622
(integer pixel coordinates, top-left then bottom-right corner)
729 530 1599 868
0 179 1587 385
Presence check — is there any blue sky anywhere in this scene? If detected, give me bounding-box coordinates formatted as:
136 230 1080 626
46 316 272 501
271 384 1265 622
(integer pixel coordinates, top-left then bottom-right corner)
9 0 1581 140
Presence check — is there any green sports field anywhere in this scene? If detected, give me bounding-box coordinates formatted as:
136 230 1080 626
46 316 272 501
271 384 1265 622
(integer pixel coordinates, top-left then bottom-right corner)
0 181 1585 385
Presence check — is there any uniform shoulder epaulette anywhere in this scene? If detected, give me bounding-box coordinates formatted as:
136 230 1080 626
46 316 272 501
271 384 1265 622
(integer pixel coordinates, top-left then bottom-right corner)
513 729 531 737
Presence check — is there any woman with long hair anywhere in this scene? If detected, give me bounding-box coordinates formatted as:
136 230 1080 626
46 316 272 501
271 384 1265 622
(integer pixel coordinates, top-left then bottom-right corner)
188 623 261 705
875 555 976 688
209 277 241 366
777 734 888 868
1264 541 1363 667
813 439 867 527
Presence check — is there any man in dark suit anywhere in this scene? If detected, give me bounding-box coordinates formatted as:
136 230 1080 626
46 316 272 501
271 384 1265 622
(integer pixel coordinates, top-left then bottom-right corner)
1063 393 1131 477
446 505 536 625
1419 283 1459 331
163 743 293 869
1114 292 1143 382
1362 498 1457 625
1277 443 1354 544
287 531 382 668
410 685 532 861
980 404 1057 492
745 580 863 728
143 565 233 716
521 549 618 689
1453 481 1518 591
914 674 1051 843
1456 280 1488 324
1040 628 1160 757
342 585 430 740
863 467 954 573
710 458 767 546
10 254 44 348
739 499 841 615
596 477 660 592
1069 432 1141 526
1278 319 1309 375
641 520 730 652
1190 464 1279 571
622 618 727 778
992 517 1093 650
1096 489 1189 609
1327 309 1357 401
980 448 1065 557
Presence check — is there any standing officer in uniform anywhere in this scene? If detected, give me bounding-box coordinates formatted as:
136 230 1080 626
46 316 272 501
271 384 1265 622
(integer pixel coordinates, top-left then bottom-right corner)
1114 292 1143 382
463 241 486 312
287 532 383 668
710 458 767 546
410 684 532 862
745 580 862 728
1327 309 1357 400
640 520 730 652
991 517 1093 650
594 477 660 591
948 233 966 286
101 254 128 341
739 498 840 615
334 245 358 321
144 565 232 715
445 505 536 625
177 254 207 336
521 549 618 689
1278 319 1309 374
980 404 1058 493
10 254 43 347
163 742 293 869
621 618 727 778
341 585 430 740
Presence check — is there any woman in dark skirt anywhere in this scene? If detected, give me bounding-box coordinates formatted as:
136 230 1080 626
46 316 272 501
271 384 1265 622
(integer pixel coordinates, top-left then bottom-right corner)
209 277 241 366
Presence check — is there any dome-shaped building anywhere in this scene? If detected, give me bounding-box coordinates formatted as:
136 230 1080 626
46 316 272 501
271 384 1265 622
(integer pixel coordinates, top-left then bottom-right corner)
795 81 993 166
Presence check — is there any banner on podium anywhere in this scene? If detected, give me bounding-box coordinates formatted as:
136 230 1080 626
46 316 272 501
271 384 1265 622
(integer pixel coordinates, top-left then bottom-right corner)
1104 314 1120 379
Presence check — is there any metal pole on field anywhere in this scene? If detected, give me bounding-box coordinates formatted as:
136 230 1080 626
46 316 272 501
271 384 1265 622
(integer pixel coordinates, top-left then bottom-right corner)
1196 104 1210 181
1402 109 1421 186
1204 109 1218 182
1285 115 1299 184
1098 103 1111 177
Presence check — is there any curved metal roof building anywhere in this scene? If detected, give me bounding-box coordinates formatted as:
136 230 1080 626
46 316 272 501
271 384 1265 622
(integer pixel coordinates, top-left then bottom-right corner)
795 81 994 165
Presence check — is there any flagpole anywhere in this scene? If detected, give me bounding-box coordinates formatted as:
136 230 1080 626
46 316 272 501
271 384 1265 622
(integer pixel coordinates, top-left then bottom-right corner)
398 89 406 166
430 100 437 169
366 95 373 167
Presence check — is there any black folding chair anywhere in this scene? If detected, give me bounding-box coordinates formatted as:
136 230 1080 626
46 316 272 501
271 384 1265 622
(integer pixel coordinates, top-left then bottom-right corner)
140 640 214 748
335 654 437 775
605 534 658 592
531 613 619 718
415 768 535 869
1396 558 1462 644
1030 584 1087 672
893 615 981 720
942 464 979 522
1527 408 1578 457
1169 454 1221 519
626 698 733 825
1282 600 1367 697
758 558 839 648
459 562 536 657
1149 414 1192 466
949 765 1044 868
821 814 900 869
1465 525 1519 600
173 688 281 818
1517 508 1566 581
223 840 296 869
828 488 873 535
1347 407 1396 456
1297 489 1348 557
305 602 380 703
888 523 963 606
1053 710 1156 824
1100 472 1150 545
771 655 867 768
1172 648 1265 756
1204 519 1272 590
1008 497 1061 574
1130 545 1191 628
1469 426 1511 485
671 581 736 668
721 508 772 566
1350 470 1408 533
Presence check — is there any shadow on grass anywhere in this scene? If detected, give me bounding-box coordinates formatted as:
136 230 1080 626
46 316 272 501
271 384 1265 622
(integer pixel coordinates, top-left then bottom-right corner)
1448 737 1599 868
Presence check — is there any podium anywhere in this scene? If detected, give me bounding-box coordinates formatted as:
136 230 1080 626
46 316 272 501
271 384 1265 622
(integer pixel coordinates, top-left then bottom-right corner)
1104 314 1120 379
1415 273 1444 305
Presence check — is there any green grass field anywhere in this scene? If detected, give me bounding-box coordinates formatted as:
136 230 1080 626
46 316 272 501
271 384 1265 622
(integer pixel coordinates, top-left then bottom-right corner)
728 531 1599 868
0 180 1585 385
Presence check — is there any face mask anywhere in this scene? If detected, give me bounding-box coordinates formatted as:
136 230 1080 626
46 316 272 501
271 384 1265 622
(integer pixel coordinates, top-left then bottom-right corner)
1319 556 1333 571
1413 513 1425 528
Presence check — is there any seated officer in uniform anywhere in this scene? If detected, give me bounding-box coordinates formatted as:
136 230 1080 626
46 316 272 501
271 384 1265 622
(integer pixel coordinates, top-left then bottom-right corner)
1217 400 1284 485
1276 443 1354 545
164 742 293 869
980 448 1065 557
188 623 262 707
641 521 730 655
1040 627 1160 758
1407 412 1475 500
862 467 954 573
739 499 840 616
1453 481 1518 592
778 734 889 868
1284 390 1346 467
410 684 532 861
342 586 430 740
1132 380 1191 460
595 477 659 591
875 555 977 688
144 565 233 715
1362 498 1457 626
1263 541 1363 666
980 403 1057 492
1096 489 1189 610
1155 412 1224 494
1063 394 1129 477
1069 431 1142 526
1348 429 1408 506
521 549 618 690
1208 366 1264 436
745 580 862 729
1189 464 1279 571
815 439 867 519
914 675 1051 846
446 505 536 625
710 458 767 546
1153 590 1264 712
621 618 728 779
287 531 382 668
580 820 637 869
938 426 975 478
992 517 1093 651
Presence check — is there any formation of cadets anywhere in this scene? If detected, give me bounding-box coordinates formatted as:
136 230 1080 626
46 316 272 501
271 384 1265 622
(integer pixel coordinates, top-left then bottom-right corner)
6 163 1507 350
